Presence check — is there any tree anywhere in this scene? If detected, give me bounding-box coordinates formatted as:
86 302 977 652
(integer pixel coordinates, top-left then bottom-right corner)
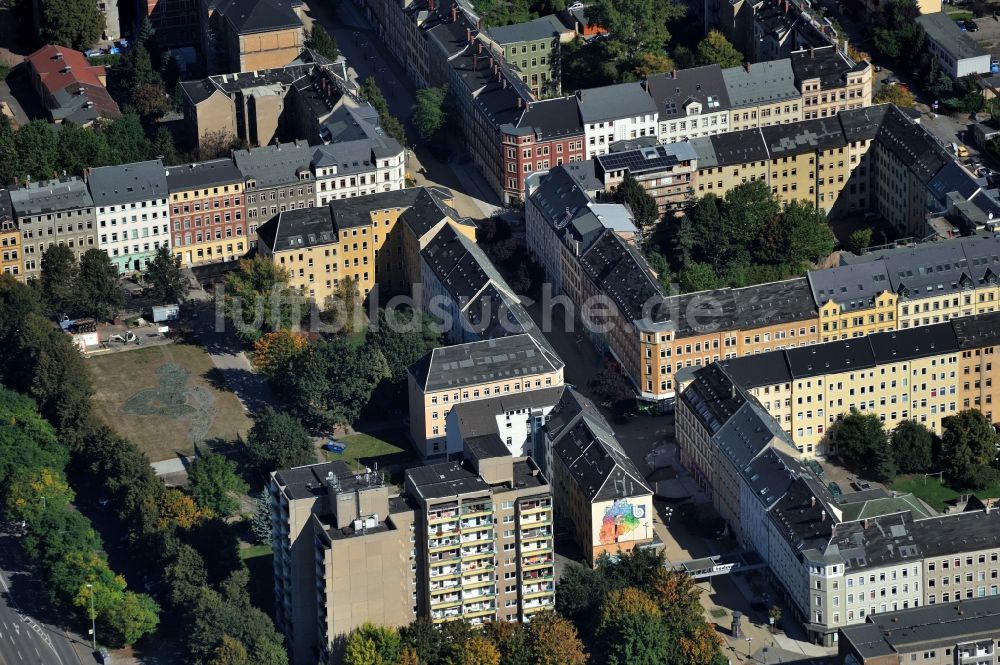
156 488 207 529
359 77 407 145
188 451 249 517
944 75 984 114
597 588 668 665
848 228 873 254
306 24 340 60
399 618 445 664
56 121 111 176
145 244 190 302
100 590 161 647
245 407 315 474
528 612 588 665
873 84 916 108
461 635 501 665
0 388 68 490
632 52 676 78
224 256 303 343
102 113 154 165
678 261 717 293
586 0 685 69
323 274 364 336
871 0 923 61
130 83 170 121
41 244 80 317
5 467 74 525
696 30 743 68
209 636 250 665
343 623 401 665
249 494 272 545
483 621 531 665
78 249 124 321
891 420 935 473
287 337 389 427
412 86 448 140
874 435 897 482
251 329 309 376
15 120 59 182
589 361 635 408
365 308 441 383
612 173 659 232
941 410 1000 489
40 0 104 49
829 410 888 471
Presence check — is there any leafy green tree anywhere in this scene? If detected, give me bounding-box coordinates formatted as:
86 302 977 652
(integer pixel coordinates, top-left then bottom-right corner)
306 24 340 60
944 75 984 114
40 0 104 49
0 121 17 186
632 52 676 78
100 590 161 647
145 244 190 302
483 621 531 665
586 0 685 69
696 30 743 68
78 248 124 321
597 588 668 665
56 121 111 176
613 173 659 233
224 256 303 343
941 410 1000 489
287 337 389 427
412 86 448 140
399 618 445 664
5 467 74 525
208 636 250 665
23 507 101 569
130 83 170 121
771 200 835 267
188 451 249 517
344 623 402 665
40 244 79 317
870 0 923 61
678 261 717 293
874 435 897 482
102 113 154 165
891 420 935 473
359 76 407 144
245 407 315 474
829 410 888 471
554 563 608 624
0 388 68 488
366 308 441 383
162 542 209 610
848 228 873 254
15 120 59 182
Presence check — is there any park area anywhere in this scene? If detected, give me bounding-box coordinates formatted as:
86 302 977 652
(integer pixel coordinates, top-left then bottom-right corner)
87 343 252 462
891 474 1000 513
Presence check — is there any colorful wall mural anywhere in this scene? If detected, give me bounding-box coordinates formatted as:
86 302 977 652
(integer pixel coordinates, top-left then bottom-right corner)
597 499 646 545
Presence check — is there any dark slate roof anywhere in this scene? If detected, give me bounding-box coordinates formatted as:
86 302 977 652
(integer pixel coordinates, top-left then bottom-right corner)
87 160 168 206
740 447 799 510
550 396 651 502
867 324 959 364
217 0 301 34
789 45 866 89
578 230 662 321
233 140 312 189
165 159 243 191
542 387 602 443
830 511 921 571
398 188 470 239
926 160 981 205
447 37 532 130
842 596 1000 657
406 461 491 500
910 508 1000 558
453 386 565 457
874 105 949 186
273 460 356 500
680 364 749 437
9 178 93 216
760 116 847 157
576 82 656 124
485 14 566 44
408 334 563 392
953 310 1000 349
0 189 12 224
712 401 787 471
255 205 335 252
595 142 698 178
807 261 892 310
529 164 594 226
508 95 583 140
644 65 731 118
421 223 497 301
709 128 769 167
718 353 791 390
784 337 875 378
721 59 799 108
768 476 834 554
838 105 890 143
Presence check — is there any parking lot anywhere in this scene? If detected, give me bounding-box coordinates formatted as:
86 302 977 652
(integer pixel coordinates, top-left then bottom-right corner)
964 15 1000 57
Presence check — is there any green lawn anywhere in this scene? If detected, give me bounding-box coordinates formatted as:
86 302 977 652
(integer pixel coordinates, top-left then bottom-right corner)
943 9 973 20
890 474 1000 513
239 544 271 560
321 431 415 480
240 544 274 618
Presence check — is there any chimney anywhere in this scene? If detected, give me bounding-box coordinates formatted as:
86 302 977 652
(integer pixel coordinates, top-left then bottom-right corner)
784 0 789 11
810 47 815 59
467 27 472 43
821 510 827 522
517 97 523 109
810 496 816 508
863 519 869 529
473 53 478 69
745 61 752 72
503 76 507 89
478 42 484 54
671 69 677 79
451 4 458 21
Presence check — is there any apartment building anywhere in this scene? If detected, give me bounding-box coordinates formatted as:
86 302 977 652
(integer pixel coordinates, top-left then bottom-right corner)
721 60 802 131
311 135 406 205
645 65 732 145
234 140 315 246
10 178 96 279
445 386 563 459
480 15 570 98
87 160 171 274
791 46 872 120
24 45 120 127
594 142 699 213
398 187 476 287
808 260 899 343
407 334 565 457
499 96 587 197
270 461 418 665
954 315 1000 421
917 12 992 80
255 186 463 302
405 452 555 625
202 0 305 75
135 0 199 49
676 358 1000 645
577 83 658 159
840 596 1000 665
166 159 247 266
542 387 655 566
420 223 536 345
0 190 23 281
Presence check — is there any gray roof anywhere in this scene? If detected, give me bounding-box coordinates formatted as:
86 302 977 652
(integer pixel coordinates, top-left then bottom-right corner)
579 230 662 321
644 65 731 118
917 12 988 62
273 460 356 500
485 14 566 44
830 511 921 571
529 165 595 226
721 59 799 108
789 45 866 89
708 128 769 167
807 261 892 310
398 188 471 239
216 0 301 34
873 105 949 186
842 596 1000 657
688 136 718 168
595 142 698 178
233 140 313 189
927 160 981 206
87 160 168 206
408 334 563 393
453 386 565 457
10 178 93 216
311 135 402 175
165 159 243 191
760 116 847 157
953 309 1000 349
712 400 789 471
576 82 657 124
680 363 750 437
406 461 491 501
255 205 335 253
911 508 1000 558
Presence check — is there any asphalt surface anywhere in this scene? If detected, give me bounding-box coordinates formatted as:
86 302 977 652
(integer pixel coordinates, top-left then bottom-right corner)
0 534 84 665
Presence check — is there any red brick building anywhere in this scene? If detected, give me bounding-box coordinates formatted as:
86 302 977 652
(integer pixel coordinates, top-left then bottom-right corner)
500 96 586 199
165 159 248 266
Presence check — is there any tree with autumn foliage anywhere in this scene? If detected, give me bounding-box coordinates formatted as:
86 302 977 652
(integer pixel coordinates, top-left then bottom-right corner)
251 329 309 376
528 611 588 665
156 487 208 530
459 635 501 665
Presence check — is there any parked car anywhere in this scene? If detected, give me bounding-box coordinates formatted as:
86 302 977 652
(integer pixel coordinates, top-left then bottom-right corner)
957 19 967 30
965 19 979 32
828 482 843 498
852 479 872 491
977 166 991 178
883 76 900 85
322 440 347 453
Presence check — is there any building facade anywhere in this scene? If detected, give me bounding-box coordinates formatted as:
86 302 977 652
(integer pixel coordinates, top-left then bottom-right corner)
917 12 992 80
790 46 872 120
234 140 315 246
480 15 569 98
10 178 96 280
0 190 23 281
88 160 171 274
166 159 247 266
311 137 406 205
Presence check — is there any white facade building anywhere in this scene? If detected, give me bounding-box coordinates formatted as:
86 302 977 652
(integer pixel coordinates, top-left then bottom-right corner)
576 83 658 159
312 138 405 206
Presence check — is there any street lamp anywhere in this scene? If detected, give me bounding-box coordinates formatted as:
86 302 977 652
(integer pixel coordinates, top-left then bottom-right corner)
87 583 96 650
746 637 753 658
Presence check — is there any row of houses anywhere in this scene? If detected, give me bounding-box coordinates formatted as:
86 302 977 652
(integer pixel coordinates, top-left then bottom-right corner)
675 312 1000 646
522 104 1000 407
0 129 404 280
359 0 872 204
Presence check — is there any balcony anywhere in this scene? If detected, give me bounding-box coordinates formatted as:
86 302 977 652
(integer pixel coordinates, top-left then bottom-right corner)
431 608 462 622
430 579 460 591
460 531 494 545
521 541 552 554
429 565 459 578
519 500 551 514
520 527 551 540
430 593 462 607
464 586 496 599
428 536 460 551
462 545 494 558
428 524 459 537
520 513 550 526
462 560 495 574
522 555 553 569
461 517 491 529
523 597 553 611
429 508 459 523
523 583 554 597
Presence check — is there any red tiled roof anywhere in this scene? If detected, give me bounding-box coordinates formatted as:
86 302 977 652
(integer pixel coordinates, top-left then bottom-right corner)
26 44 108 96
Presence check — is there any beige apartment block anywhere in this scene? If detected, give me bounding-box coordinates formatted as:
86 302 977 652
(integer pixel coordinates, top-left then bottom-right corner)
791 46 872 120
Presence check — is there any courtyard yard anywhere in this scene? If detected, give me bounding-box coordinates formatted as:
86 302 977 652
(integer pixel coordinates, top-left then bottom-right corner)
87 343 252 462
320 430 416 482
890 474 1000 513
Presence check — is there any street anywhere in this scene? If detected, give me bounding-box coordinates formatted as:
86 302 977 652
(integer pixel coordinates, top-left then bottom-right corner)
0 533 84 665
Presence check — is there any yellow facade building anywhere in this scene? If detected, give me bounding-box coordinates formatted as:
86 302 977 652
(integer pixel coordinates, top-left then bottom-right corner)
791 46 873 120
0 191 22 281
